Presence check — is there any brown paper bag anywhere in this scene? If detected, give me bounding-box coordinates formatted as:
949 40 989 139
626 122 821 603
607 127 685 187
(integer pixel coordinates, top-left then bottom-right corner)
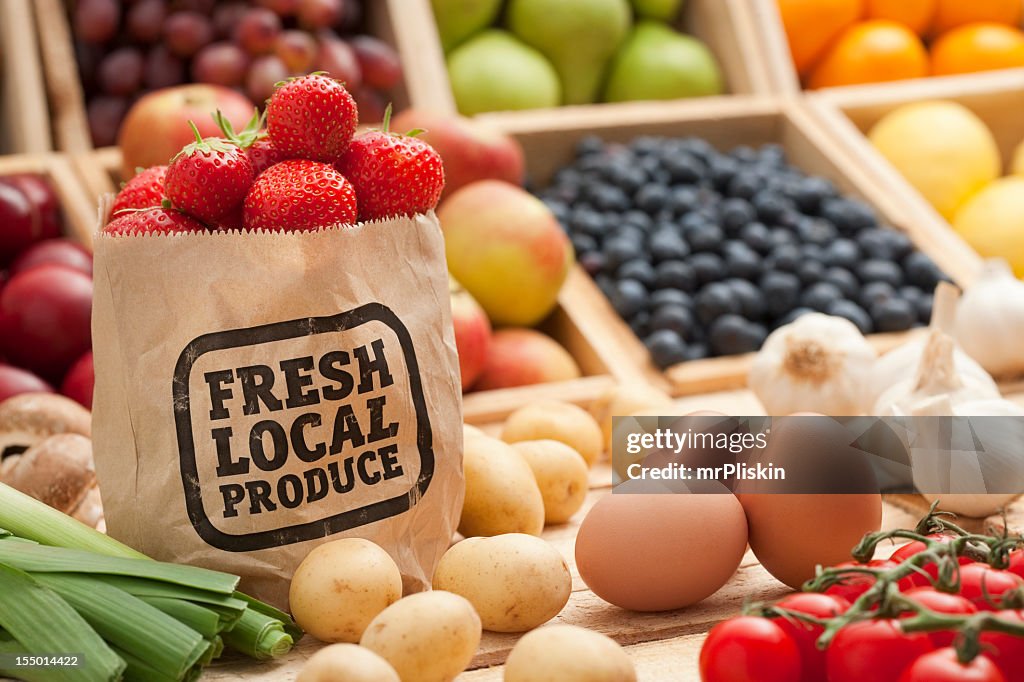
90 213 463 608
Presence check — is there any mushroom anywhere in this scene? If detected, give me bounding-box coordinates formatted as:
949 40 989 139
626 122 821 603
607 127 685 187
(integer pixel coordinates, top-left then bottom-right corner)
3 434 96 516
71 485 104 530
0 393 91 458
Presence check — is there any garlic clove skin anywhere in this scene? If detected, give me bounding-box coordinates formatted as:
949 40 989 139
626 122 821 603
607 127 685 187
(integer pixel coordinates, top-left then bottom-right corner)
955 259 1024 377
749 313 877 416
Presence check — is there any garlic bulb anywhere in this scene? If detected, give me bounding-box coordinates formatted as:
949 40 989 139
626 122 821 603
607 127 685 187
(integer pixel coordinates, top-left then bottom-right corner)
873 329 1001 416
749 313 876 416
955 259 1024 377
867 282 995 409
908 394 1024 518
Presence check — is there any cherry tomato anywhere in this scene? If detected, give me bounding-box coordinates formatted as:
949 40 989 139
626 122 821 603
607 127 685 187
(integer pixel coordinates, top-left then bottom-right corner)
980 610 1024 682
902 587 977 647
772 593 850 682
1008 550 1023 581
699 616 802 682
899 648 1006 682
825 560 916 602
826 619 934 682
959 564 1024 611
891 535 975 586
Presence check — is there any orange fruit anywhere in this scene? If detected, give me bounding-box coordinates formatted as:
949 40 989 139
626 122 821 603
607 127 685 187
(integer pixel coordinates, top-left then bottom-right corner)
931 0 1021 35
777 0 865 76
807 20 929 88
865 0 936 35
931 23 1024 75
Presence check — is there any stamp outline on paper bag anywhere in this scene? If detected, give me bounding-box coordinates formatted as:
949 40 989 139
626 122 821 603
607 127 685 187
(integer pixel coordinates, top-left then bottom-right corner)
172 302 434 552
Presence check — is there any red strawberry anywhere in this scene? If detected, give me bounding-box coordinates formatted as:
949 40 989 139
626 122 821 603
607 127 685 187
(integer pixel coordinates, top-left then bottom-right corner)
213 109 289 175
266 73 358 162
243 159 357 232
104 208 207 235
110 166 168 217
165 123 254 223
336 106 444 221
247 138 290 175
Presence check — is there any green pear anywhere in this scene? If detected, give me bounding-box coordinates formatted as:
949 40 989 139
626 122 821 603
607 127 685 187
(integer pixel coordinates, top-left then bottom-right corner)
631 0 684 22
604 21 723 102
431 0 503 53
508 0 631 106
447 31 562 116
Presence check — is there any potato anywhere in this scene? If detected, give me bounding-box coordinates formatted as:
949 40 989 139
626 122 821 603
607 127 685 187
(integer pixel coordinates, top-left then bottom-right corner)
432 534 571 632
505 624 636 682
289 538 402 643
296 643 400 682
510 440 588 524
360 591 481 682
502 401 603 466
590 383 674 451
463 423 488 443
460 435 544 537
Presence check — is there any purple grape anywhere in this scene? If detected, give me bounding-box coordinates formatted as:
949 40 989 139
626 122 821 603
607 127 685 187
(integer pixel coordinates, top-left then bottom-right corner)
212 2 250 39
246 55 290 103
256 0 300 16
314 33 362 88
350 36 402 90
298 0 343 29
74 0 119 44
163 11 215 58
98 48 144 96
352 86 386 123
143 45 185 89
274 30 317 72
233 8 282 56
191 42 250 87
336 0 362 33
126 0 165 42
172 0 216 13
87 96 129 147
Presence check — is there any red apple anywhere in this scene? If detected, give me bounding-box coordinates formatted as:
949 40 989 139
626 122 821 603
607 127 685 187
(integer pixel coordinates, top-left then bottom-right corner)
0 265 93 382
0 364 53 402
117 84 255 178
474 328 581 391
61 351 94 409
450 277 491 391
11 239 93 277
391 108 525 198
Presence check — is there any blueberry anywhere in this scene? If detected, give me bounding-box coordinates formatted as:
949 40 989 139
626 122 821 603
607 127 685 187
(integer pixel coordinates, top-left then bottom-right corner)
680 137 717 161
761 271 801 319
801 282 843 312
571 233 598 256
797 260 826 286
654 260 697 292
727 171 761 199
740 222 773 254
871 298 916 332
589 185 631 213
665 153 704 184
669 186 702 215
709 314 766 356
770 228 799 249
916 294 933 324
635 184 671 215
724 242 763 280
709 157 740 190
822 198 878 234
595 274 615 299
790 176 837 213
575 135 605 157
617 259 656 288
857 228 897 260
859 281 896 310
680 211 712 234
543 197 570 221
650 305 696 341
903 251 944 290
731 145 759 163
695 282 741 325
645 330 688 369
823 267 859 300
719 198 756 233
610 225 645 245
570 209 606 238
690 252 727 286
858 259 904 288
898 285 923 306
603 238 644 270
649 229 691 262
758 144 787 167
684 343 709 361
827 300 873 334
650 288 694 310
622 210 653 232
753 192 794 224
630 311 651 338
765 244 802 273
610 279 648 319
727 278 765 319
630 136 662 156
822 239 861 269
796 217 839 246
688 224 725 253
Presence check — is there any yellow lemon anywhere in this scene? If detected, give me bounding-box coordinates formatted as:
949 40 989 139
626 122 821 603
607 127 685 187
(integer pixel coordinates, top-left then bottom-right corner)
953 177 1024 277
868 101 1000 220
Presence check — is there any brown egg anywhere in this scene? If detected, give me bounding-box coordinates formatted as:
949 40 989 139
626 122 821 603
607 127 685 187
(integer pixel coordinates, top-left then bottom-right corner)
737 413 882 590
575 485 748 612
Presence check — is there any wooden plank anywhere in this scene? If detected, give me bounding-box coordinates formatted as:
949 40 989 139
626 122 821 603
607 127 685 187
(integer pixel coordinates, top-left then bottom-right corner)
33 0 91 155
382 0 457 114
0 153 98 249
0 0 53 153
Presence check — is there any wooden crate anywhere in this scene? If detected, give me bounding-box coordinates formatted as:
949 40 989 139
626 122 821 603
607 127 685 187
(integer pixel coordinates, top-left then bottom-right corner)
0 0 53 154
32 0 418 155
0 152 98 248
748 0 1024 94
390 0 775 121
806 69 1023 288
483 95 977 396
